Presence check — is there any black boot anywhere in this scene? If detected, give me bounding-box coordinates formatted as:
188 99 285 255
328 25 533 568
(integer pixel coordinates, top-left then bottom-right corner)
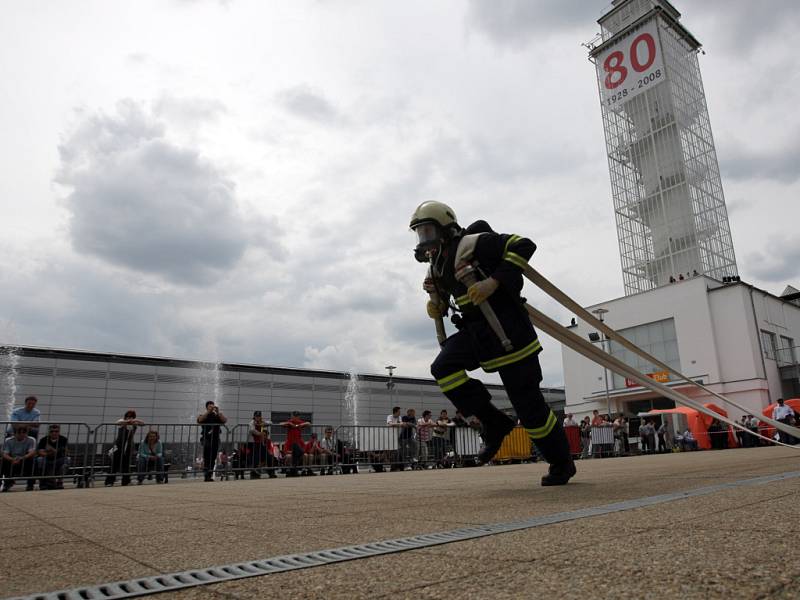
477 418 515 464
541 460 577 486
533 419 577 486
448 384 515 464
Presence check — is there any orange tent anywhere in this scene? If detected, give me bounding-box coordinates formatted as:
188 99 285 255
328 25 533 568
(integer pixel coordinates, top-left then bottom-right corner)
759 398 800 440
639 406 712 449
703 402 738 448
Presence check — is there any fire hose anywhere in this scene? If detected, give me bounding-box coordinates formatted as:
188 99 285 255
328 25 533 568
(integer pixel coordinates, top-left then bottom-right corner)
521 264 800 448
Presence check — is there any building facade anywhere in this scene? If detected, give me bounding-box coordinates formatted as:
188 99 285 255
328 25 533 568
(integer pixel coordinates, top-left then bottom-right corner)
0 346 565 428
562 277 800 418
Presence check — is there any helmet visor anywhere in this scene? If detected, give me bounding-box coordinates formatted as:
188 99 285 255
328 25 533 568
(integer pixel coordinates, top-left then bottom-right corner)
413 222 439 246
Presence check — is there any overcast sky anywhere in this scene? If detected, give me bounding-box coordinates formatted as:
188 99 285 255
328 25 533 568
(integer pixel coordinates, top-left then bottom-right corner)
1 0 798 386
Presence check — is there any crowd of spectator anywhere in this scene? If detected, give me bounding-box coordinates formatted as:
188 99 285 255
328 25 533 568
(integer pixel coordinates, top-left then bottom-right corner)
3 393 798 491
564 402 798 458
2 396 71 492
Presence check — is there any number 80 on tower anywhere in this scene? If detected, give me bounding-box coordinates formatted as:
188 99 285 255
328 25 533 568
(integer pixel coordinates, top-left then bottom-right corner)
596 20 665 108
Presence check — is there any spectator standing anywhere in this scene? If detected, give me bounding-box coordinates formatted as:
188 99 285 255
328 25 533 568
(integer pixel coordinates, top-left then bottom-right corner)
579 416 591 458
708 419 724 450
747 414 761 446
248 411 269 479
773 398 796 445
736 415 749 448
657 420 672 453
416 410 435 466
591 410 604 427
136 430 164 484
1 425 37 491
643 420 657 453
197 401 227 482
105 410 143 487
7 396 41 439
280 411 311 477
563 414 576 427
37 424 69 490
386 407 403 472
399 408 418 469
612 415 629 455
451 410 468 427
432 410 452 466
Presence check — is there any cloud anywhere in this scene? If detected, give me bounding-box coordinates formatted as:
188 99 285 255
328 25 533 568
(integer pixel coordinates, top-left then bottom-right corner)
466 0 590 49
685 1 800 55
276 84 343 125
746 236 800 283
153 96 227 129
55 100 282 286
720 138 800 184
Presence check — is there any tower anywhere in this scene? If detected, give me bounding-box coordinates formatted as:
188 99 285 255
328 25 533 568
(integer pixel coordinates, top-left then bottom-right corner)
589 0 738 295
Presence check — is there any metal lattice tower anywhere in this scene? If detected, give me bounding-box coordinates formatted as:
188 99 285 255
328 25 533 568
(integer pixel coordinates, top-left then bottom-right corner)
589 0 738 295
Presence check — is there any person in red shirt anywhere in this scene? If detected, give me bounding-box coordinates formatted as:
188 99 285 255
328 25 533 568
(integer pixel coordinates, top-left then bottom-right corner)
279 412 311 477
303 433 324 476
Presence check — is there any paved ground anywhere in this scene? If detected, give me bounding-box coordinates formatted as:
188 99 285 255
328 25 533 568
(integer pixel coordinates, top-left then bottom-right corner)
2 447 798 599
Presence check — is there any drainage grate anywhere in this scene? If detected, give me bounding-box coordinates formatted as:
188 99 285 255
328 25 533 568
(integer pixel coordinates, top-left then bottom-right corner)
8 470 800 600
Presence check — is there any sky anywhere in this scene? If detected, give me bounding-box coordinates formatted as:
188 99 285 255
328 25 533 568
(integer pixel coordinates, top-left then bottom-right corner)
1 0 799 386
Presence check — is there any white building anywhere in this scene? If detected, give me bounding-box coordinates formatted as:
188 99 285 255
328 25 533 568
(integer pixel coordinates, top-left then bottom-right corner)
562 277 800 419
560 0 798 421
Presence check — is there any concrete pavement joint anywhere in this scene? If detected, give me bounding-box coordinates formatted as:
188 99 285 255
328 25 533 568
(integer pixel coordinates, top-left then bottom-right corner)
7 469 799 600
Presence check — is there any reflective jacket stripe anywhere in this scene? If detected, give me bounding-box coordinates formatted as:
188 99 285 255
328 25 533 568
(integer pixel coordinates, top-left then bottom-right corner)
479 339 542 371
502 235 528 269
526 411 557 440
436 370 470 393
455 294 471 307
503 251 528 269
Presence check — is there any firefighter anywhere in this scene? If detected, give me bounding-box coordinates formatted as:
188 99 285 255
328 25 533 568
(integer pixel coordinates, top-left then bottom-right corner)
410 201 576 486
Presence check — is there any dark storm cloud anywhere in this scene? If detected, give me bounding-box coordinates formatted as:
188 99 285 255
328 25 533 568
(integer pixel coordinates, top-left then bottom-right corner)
685 0 800 54
746 236 800 283
56 100 281 286
466 0 592 49
720 140 800 184
276 84 343 125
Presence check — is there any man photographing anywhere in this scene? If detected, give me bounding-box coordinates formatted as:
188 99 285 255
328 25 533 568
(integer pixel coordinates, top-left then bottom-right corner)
197 401 227 482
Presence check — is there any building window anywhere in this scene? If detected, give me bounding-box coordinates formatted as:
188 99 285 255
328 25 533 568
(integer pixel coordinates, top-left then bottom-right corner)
760 330 777 360
778 336 796 366
608 318 680 390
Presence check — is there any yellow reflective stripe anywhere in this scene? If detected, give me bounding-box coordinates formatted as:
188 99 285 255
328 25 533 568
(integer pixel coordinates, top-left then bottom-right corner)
503 234 521 255
455 294 471 307
526 411 557 440
503 251 528 269
436 370 470 392
479 339 542 371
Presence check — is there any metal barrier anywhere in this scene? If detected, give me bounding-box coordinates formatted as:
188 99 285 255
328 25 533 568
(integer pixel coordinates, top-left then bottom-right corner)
493 427 533 463
590 425 615 458
227 423 336 478
92 423 232 485
1 421 93 490
334 425 484 471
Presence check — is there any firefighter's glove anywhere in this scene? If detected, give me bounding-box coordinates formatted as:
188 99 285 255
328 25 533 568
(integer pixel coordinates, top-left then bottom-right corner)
467 278 499 305
427 300 446 319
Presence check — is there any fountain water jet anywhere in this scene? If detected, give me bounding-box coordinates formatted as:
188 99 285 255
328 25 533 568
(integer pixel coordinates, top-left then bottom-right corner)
1 345 20 420
343 368 360 427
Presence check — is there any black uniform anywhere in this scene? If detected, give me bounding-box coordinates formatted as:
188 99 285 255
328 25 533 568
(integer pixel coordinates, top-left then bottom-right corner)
428 221 571 469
